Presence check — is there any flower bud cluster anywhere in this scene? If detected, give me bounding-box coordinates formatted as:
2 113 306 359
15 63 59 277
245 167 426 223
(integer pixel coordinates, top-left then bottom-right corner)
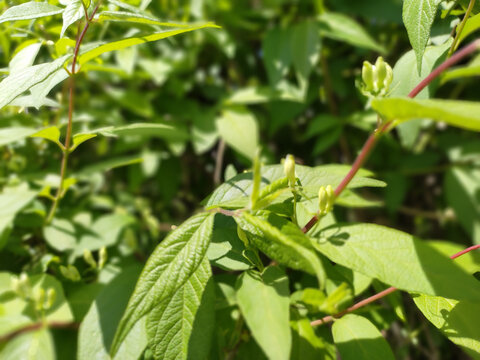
318 185 335 216
361 57 393 96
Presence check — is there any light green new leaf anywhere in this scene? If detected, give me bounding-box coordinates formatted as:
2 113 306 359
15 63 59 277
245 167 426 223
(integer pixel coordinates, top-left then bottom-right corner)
95 10 195 27
236 212 326 286
110 212 215 358
0 328 55 360
312 223 480 301
61 0 85 38
146 255 215 360
414 295 480 359
332 314 395 360
0 55 70 111
457 13 480 46
402 0 439 71
78 23 218 66
216 108 259 161
0 2 63 24
0 127 37 147
70 133 97 152
317 13 386 53
236 266 291 360
372 97 480 132
30 126 63 148
9 42 42 75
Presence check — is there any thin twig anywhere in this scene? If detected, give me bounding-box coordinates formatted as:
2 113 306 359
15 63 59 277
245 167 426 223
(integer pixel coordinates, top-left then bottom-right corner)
0 321 78 344
310 243 480 326
46 3 101 224
214 139 226 186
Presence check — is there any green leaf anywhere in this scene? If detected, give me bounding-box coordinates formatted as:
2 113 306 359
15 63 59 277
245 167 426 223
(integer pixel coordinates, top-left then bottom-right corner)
317 12 386 53
0 328 55 360
0 55 70 111
236 266 291 360
95 10 197 27
290 310 334 360
0 184 37 249
291 20 320 86
372 97 480 132
146 255 215 360
332 314 395 360
0 127 37 147
428 240 480 274
445 167 480 243
402 0 439 71
262 27 292 86
413 295 480 359
78 264 144 360
216 108 259 161
9 42 42 74
61 0 85 38
70 133 97 152
110 212 215 358
0 2 63 24
30 126 63 149
312 223 480 301
96 123 189 142
236 212 326 286
78 23 218 66
457 12 480 46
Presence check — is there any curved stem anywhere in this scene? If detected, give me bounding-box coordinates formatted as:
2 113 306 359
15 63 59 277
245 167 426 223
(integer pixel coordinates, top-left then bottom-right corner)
46 3 101 224
311 243 480 326
448 0 476 56
0 321 78 344
301 39 480 234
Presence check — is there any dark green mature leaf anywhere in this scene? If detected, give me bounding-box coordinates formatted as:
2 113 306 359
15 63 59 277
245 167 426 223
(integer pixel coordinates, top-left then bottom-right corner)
318 12 386 53
413 295 480 359
291 20 320 86
236 266 291 360
262 27 292 86
312 223 480 301
0 2 63 24
372 98 480 132
147 256 215 360
0 55 70 111
236 212 326 286
402 0 439 70
78 23 219 66
78 264 144 360
110 212 215 358
332 314 395 360
205 164 384 209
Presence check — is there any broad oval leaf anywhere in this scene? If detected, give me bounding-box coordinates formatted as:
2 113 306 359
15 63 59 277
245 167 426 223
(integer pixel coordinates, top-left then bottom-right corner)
372 97 480 132
413 295 480 359
236 266 291 360
110 212 215 358
0 328 55 360
0 127 37 147
402 0 439 71
78 23 218 66
0 2 63 24
312 223 480 301
332 314 395 360
236 211 326 286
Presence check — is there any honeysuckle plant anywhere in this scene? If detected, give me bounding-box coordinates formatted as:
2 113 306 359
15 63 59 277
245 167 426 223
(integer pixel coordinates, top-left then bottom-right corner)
0 1 480 360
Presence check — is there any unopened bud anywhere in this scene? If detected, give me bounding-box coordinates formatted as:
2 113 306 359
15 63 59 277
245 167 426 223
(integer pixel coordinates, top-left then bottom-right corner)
83 249 97 269
98 246 107 269
318 185 335 215
60 265 81 282
33 288 46 311
325 185 335 212
284 154 296 187
361 57 393 96
46 288 56 309
362 61 375 92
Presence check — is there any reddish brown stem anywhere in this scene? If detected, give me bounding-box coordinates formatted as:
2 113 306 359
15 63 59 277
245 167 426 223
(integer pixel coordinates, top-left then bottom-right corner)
301 40 480 234
0 321 78 343
311 243 480 326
